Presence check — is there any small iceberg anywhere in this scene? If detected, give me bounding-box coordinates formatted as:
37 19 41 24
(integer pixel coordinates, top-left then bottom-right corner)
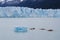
15 27 28 33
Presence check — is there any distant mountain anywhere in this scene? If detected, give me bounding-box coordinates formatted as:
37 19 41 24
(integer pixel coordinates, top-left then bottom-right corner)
0 0 60 9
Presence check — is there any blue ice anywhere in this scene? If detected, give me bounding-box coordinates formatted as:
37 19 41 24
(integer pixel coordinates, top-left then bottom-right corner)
15 27 27 33
0 7 60 18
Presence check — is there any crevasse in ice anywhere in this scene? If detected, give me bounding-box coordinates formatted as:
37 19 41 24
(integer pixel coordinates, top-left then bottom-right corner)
0 7 60 18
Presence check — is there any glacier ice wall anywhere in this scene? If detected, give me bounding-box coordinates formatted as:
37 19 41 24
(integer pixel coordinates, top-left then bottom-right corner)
0 7 60 18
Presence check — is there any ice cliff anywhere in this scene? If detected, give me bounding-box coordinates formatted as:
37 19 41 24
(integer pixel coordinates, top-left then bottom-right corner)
0 7 60 18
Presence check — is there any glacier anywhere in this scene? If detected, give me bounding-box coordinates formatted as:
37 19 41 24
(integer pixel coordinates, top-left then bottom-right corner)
0 7 60 18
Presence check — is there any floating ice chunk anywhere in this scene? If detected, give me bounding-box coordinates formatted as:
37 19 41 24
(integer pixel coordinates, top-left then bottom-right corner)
15 27 27 33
